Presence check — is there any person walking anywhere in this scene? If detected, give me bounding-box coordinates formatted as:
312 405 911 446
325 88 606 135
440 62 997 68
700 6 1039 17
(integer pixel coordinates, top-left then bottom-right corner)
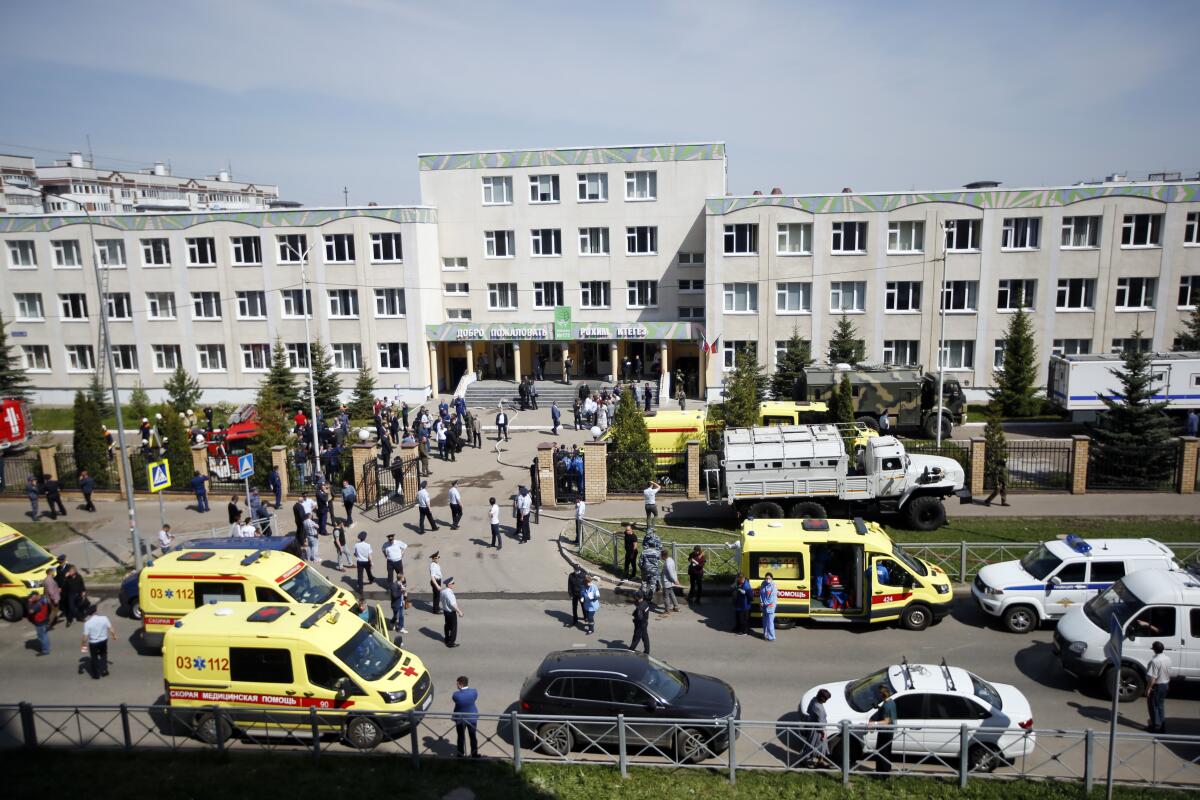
341 480 357 525
550 401 561 436
629 589 652 654
429 552 444 613
452 676 480 757
417 481 439 533
332 521 352 571
984 456 1009 507
448 480 463 530
43 567 62 628
759 572 778 641
623 523 639 579
26 591 51 656
643 480 661 528
804 689 833 766
1146 641 1172 733
78 470 96 512
574 497 586 546
869 685 898 773
62 565 87 626
495 407 510 443
732 572 753 635
566 565 586 628
190 471 210 512
515 486 532 542
686 546 706 604
315 482 331 537
292 495 308 545
441 577 463 647
388 574 408 634
353 531 374 591
470 413 482 448
384 533 407 583
227 494 241 525
44 476 66 519
268 466 283 509
660 549 680 613
487 497 502 549
80 605 115 679
581 575 600 635
303 513 320 563
25 474 39 520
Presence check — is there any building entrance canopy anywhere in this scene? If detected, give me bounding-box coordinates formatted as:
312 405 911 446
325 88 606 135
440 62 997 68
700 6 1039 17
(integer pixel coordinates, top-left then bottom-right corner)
424 321 704 342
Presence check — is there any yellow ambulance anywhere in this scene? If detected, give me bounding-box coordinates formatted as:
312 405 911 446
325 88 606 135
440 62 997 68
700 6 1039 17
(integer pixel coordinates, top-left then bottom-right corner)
163 601 433 749
0 523 56 622
740 517 952 631
139 548 379 648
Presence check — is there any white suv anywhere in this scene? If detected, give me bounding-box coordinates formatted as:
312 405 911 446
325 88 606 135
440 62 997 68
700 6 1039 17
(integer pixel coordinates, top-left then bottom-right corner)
801 661 1035 772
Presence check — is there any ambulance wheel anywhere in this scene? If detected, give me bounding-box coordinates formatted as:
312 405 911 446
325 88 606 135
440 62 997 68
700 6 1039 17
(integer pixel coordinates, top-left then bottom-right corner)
345 715 384 750
904 496 946 531
0 597 24 622
788 501 826 519
747 501 784 519
130 600 143 621
900 604 932 631
537 721 574 756
774 617 797 630
194 712 232 745
1002 605 1038 634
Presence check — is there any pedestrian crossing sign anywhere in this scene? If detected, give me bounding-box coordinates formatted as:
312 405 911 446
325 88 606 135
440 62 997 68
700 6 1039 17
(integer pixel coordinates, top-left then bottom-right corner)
237 453 254 479
148 459 171 493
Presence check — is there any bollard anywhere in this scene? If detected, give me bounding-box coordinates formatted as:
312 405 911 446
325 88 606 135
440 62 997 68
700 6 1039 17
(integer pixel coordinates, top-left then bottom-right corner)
511 710 523 773
959 541 968 583
727 716 738 784
840 720 850 785
19 702 37 749
1084 729 1094 794
959 723 969 788
120 703 132 750
617 714 627 778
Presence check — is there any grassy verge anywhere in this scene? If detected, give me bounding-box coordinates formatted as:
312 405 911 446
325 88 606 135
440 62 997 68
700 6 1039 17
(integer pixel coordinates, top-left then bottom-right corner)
0 750 1177 800
4 520 77 548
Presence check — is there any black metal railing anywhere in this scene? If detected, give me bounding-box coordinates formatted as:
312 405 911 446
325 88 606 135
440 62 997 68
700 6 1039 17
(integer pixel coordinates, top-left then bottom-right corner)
1088 440 1181 492
985 440 1072 492
0 453 41 494
900 440 970 472
606 450 686 495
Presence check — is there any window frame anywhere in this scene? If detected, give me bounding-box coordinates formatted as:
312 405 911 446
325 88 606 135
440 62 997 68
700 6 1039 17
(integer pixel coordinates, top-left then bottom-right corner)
327 289 361 319
776 223 812 256
191 291 223 320
236 291 268 320
330 343 362 372
323 233 355 264
186 237 217 267
281 289 314 319
141 237 171 267
882 340 920 366
95 239 127 269
21 344 51 373
377 342 410 371
195 344 228 373
1061 216 1101 250
52 239 82 269
528 174 560 204
830 221 867 255
151 344 181 373
938 339 976 371
1000 217 1042 251
1186 212 1200 247
481 175 513 206
721 340 757 371
65 344 96 372
373 288 406 318
940 280 979 314
1114 277 1157 311
944 219 981 252
530 228 563 257
576 172 608 202
829 281 866 313
996 279 1037 312
625 226 658 255
580 281 611 309
1056 278 1096 311
59 293 89 321
484 229 516 259
578 227 610 256
13 292 44 321
104 292 133 321
1120 214 1163 248
487 282 519 311
624 170 657 201
230 235 263 266
887 221 925 254
443 282 469 297
723 223 759 255
6 240 37 269
722 282 759 314
241 343 271 372
1051 338 1092 357
277 234 308 264
110 344 139 373
1178 276 1200 309
626 280 659 309
775 282 812 315
884 281 922 313
533 281 565 309
371 232 404 263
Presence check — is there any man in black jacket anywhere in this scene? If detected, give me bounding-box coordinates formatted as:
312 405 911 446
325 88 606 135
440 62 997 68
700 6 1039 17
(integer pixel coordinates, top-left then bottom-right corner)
78 470 96 512
292 496 307 546
630 590 651 654
566 565 586 628
44 477 67 519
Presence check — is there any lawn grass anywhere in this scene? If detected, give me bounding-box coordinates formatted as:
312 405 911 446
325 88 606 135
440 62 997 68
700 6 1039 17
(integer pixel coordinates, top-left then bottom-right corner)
0 750 1178 800
4 520 77 548
899 516 1200 544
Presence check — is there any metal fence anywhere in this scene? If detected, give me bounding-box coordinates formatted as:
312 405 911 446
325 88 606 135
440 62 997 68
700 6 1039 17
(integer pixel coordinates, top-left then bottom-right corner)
897 541 1200 584
1088 439 1182 492
1 704 1197 790
52 447 114 492
986 439 1073 492
0 453 41 494
900 439 971 472
606 451 687 496
576 519 739 579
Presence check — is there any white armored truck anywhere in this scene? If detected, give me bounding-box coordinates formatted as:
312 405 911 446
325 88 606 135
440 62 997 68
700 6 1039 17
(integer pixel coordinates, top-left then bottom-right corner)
705 424 969 530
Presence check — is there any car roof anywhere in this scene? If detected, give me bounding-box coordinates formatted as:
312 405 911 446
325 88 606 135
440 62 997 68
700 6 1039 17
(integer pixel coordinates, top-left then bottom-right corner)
742 518 891 549
538 649 652 681
149 547 301 578
1043 537 1174 560
167 601 360 642
174 536 294 552
887 663 976 695
1120 568 1200 602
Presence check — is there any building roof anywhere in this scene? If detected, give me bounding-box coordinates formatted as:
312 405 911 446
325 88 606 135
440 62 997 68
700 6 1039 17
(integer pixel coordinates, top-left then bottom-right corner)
419 142 725 171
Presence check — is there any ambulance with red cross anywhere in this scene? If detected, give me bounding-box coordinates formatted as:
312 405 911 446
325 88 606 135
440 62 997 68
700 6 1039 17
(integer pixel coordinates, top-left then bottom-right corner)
163 602 433 749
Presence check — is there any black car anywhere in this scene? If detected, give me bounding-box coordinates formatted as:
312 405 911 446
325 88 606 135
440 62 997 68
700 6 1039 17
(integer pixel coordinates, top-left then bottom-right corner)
518 649 739 763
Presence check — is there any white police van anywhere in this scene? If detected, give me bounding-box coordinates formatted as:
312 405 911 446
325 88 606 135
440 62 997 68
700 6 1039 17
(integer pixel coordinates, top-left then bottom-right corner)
971 536 1177 634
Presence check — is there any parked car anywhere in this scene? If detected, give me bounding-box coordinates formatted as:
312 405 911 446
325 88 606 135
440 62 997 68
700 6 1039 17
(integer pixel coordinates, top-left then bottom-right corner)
518 649 739 763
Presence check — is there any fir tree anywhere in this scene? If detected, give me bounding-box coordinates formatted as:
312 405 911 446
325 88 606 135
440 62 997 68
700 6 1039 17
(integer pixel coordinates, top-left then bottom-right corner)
769 330 813 400
163 364 203 414
0 312 32 402
88 370 112 419
722 349 768 428
157 405 195 494
128 380 152 423
607 387 654 490
249 383 292 487
348 364 378 420
1174 305 1200 351
72 390 109 488
988 296 1040 417
826 314 865 365
301 339 343 419
829 374 855 425
262 338 301 414
983 404 1008 488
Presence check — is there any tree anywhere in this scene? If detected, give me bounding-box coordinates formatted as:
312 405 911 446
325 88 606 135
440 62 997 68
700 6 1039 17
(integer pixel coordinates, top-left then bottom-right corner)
88 370 112 419
72 391 109 487
606 386 655 491
1175 305 1200 351
249 382 292 487
1086 332 1177 488
0 312 32 402
769 330 813 400
262 338 301 414
829 374 855 425
301 339 343 419
988 297 1040 417
163 364 203 414
722 349 768 428
983 404 1008 488
157 405 195 494
347 364 377 420
128 380 152 423
826 314 865 365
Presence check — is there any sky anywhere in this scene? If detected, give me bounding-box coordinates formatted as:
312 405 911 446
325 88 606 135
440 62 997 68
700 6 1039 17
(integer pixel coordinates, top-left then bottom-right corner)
2 0 1197 206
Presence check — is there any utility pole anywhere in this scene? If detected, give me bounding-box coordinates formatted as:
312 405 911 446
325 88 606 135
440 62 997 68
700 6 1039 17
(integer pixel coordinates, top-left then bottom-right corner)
343 186 349 207
936 215 948 447
291 242 323 486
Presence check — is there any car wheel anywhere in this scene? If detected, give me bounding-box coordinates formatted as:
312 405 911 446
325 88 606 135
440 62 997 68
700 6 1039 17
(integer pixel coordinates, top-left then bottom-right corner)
747 501 784 519
1107 666 1146 703
1002 605 1037 634
774 616 797 630
344 715 384 750
130 599 143 621
674 727 711 764
788 501 826 519
537 721 573 757
0 597 24 623
194 712 233 745
968 744 1000 773
904 496 946 531
900 604 932 631
829 733 863 764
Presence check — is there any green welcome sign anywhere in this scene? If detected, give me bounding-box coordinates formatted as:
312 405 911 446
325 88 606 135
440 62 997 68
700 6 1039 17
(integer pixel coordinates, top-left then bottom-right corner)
553 306 572 340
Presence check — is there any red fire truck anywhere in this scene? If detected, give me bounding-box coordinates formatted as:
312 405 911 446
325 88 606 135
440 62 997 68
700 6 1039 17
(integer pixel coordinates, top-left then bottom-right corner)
203 405 259 479
0 398 31 452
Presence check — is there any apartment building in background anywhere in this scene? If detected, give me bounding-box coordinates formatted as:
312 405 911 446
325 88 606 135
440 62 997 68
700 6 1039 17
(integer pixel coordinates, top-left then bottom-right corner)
0 155 41 214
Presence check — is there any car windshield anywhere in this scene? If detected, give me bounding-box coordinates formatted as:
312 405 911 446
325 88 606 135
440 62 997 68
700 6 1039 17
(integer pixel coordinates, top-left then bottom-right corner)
280 566 337 604
334 624 400 682
0 536 53 575
1019 544 1062 580
643 655 688 704
845 668 893 713
1084 580 1145 631
891 544 928 577
970 673 1003 710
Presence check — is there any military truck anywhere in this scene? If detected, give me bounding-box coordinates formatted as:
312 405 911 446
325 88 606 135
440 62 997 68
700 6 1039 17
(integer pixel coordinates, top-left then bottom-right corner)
803 365 966 439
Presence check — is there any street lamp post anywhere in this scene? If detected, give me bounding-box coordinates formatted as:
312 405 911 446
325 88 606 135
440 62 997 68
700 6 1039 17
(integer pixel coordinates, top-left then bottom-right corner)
936 217 949 448
288 241 322 486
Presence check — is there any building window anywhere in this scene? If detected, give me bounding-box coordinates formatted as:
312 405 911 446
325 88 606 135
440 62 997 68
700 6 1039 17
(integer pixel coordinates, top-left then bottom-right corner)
944 219 981 252
487 283 518 310
884 281 922 312
281 289 313 318
941 280 979 313
66 344 95 372
1061 216 1101 249
997 279 1036 311
580 281 611 309
191 292 222 320
776 282 812 314
52 240 82 268
529 174 560 203
285 343 310 370
1178 276 1200 308
887 221 924 254
327 289 360 318
277 234 307 263
14 293 43 321
625 226 658 255
577 172 607 202
1001 217 1041 250
723 224 758 255
1114 277 1156 310
110 344 139 372
153 343 181 371
324 233 355 263
777 223 812 255
331 343 361 371
441 256 466 270
679 306 704 320
679 279 703 294
1187 212 1200 246
241 344 270 372
678 251 705 267
484 230 515 258
882 340 920 366
236 291 268 319
626 280 658 309
146 292 177 320
993 339 1007 369
196 344 227 372
374 288 406 317
1121 214 1163 248
21 345 50 372
95 239 126 268
578 227 610 255
1052 338 1092 356
625 170 657 201
723 283 758 313
140 238 170 266
938 340 975 370
446 308 472 320
722 340 756 370
481 176 512 205
1056 278 1095 310
530 229 562 256
1111 337 1152 354
829 281 866 312
831 221 867 254
104 292 132 320
186 237 217 266
372 233 403 263
7 240 36 268
231 236 262 266
533 281 564 309
444 282 469 296
59 293 88 320
378 342 409 370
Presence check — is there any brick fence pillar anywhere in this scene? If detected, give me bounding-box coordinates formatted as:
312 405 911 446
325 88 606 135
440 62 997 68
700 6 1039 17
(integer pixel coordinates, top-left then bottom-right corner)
271 445 290 500
1177 436 1198 494
584 440 607 503
351 442 376 498
686 440 701 499
400 441 420 504
968 436 986 498
38 444 58 482
536 443 558 508
1069 435 1089 495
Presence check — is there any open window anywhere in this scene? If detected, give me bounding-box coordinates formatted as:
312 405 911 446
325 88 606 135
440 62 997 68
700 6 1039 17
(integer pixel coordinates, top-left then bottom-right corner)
194 581 245 607
305 653 362 694
873 557 913 589
810 543 864 613
1128 607 1176 639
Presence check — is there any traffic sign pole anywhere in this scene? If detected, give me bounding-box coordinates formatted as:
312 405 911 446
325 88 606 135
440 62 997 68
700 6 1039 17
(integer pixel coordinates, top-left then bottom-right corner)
1105 614 1123 800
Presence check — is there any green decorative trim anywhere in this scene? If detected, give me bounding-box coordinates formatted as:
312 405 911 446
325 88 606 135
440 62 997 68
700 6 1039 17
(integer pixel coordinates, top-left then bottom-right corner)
425 320 705 342
705 183 1200 216
0 207 437 233
419 143 725 171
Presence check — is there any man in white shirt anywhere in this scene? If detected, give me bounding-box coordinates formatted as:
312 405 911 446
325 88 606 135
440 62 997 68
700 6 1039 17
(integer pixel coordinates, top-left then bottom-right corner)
417 481 439 533
157 524 173 553
448 480 463 530
488 497 502 549
303 514 319 562
440 576 463 647
643 480 661 527
383 533 407 584
80 606 116 679
429 551 445 612
1147 641 1172 733
353 531 374 591
574 498 586 546
515 487 532 543
239 520 257 538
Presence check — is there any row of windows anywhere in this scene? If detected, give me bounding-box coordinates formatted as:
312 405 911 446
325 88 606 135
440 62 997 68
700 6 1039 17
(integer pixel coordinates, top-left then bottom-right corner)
480 170 658 206
720 213 1200 256
482 226 661 257
19 341 410 374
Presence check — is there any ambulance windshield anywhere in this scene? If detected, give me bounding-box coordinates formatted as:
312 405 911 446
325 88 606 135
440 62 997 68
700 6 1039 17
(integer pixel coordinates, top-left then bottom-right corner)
335 625 401 682
280 566 337 604
0 536 52 575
